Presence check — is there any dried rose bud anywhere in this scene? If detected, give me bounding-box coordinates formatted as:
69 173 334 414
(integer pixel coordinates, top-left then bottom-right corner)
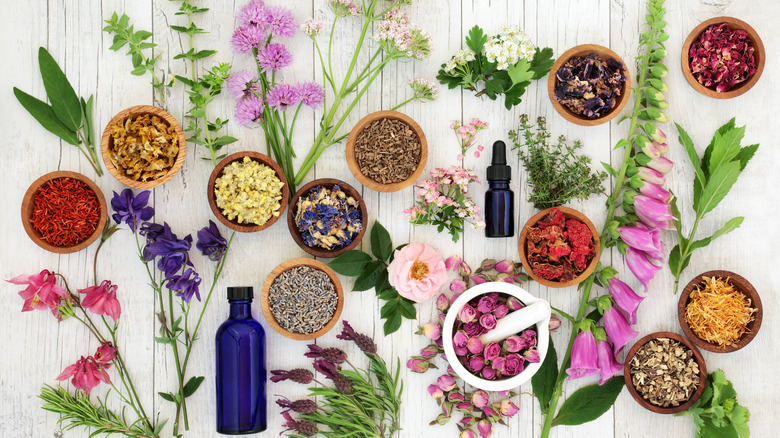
549 316 562 331
436 293 450 311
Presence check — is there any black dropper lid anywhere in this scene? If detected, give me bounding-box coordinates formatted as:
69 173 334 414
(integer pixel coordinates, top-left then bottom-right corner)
487 140 511 181
227 286 254 300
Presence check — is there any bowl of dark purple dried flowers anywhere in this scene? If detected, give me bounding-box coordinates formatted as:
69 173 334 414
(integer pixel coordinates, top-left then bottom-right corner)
287 178 367 258
548 44 631 126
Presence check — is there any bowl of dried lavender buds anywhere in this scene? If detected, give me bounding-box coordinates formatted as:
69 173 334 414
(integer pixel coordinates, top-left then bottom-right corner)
624 332 707 414
548 44 631 126
678 270 762 353
287 178 367 258
518 206 600 288
21 170 107 254
681 17 765 99
345 110 428 192
101 105 186 189
260 258 344 341
208 151 289 233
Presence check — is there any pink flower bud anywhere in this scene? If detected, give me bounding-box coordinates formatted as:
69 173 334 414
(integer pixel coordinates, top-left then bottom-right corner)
492 356 506 372
450 279 467 293
500 399 519 417
471 390 490 408
458 261 472 276
549 316 562 331
497 390 510 397
436 293 450 311
639 181 672 202
458 304 477 323
494 303 510 319
407 358 429 373
420 344 439 359
471 275 487 285
428 384 444 399
654 141 669 154
467 337 484 355
437 374 457 392
504 335 524 353
494 260 513 274
448 391 466 403
460 430 477 438
479 313 497 330
506 296 524 311
637 167 665 185
469 355 485 372
453 331 469 349
483 406 500 421
423 322 442 341
483 342 501 361
445 255 462 271
481 366 496 380
478 419 493 437
524 349 541 363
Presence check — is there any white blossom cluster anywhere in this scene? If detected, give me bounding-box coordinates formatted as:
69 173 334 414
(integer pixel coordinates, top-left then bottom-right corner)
443 49 476 74
484 25 535 70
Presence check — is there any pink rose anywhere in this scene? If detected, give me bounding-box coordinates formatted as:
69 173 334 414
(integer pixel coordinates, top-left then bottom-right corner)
494 303 510 319
479 313 497 330
453 331 469 348
459 304 478 323
467 337 484 355
500 399 519 417
504 335 525 353
477 295 497 313
482 366 496 380
471 390 490 408
506 296 524 311
468 356 485 372
387 243 447 302
484 342 501 361
428 384 443 399
437 374 457 392
492 356 506 373
504 353 524 376
423 322 441 340
463 321 484 337
450 279 467 293
525 349 541 363
436 293 450 311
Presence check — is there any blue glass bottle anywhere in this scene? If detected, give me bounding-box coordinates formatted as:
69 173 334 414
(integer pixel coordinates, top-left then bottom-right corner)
216 286 266 435
485 140 515 238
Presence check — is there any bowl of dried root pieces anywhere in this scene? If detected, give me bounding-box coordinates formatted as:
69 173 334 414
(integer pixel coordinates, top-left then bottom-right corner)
345 110 427 192
678 270 762 353
624 331 707 414
101 105 186 189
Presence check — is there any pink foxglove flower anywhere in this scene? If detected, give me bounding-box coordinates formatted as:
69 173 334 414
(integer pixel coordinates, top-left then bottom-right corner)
596 339 623 385
618 226 665 261
78 280 121 322
471 390 490 408
603 307 639 354
636 167 665 185
638 155 673 174
500 399 519 417
7 269 68 317
387 243 447 302
634 195 676 230
565 330 599 379
608 277 645 324
644 123 667 144
625 246 662 291
639 181 672 202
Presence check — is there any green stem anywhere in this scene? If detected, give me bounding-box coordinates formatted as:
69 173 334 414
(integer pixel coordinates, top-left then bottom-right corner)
550 305 576 323
76 131 103 176
390 96 416 111
168 287 188 434
672 214 702 293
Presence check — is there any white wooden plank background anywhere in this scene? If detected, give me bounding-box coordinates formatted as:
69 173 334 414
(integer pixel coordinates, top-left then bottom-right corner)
1 1 777 437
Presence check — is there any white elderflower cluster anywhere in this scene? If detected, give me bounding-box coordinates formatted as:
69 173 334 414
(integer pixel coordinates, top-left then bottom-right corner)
443 48 476 74
484 25 535 70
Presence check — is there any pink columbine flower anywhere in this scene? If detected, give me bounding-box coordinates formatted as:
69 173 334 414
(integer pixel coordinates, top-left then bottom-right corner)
57 344 115 394
387 243 447 303
608 277 645 325
428 384 443 399
637 167 665 185
504 353 524 375
479 313 497 330
78 280 122 322
407 358 430 373
634 195 676 230
467 337 484 355
596 339 623 385
483 342 501 361
478 419 493 438
625 247 662 292
423 322 441 341
437 374 457 392
450 278 467 293
603 307 639 354
471 390 490 408
639 181 672 202
618 226 665 261
436 293 450 311
458 304 477 323
565 330 599 379
7 269 69 318
500 399 519 417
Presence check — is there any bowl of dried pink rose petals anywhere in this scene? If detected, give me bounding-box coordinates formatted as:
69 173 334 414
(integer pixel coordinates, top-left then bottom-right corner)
681 17 765 99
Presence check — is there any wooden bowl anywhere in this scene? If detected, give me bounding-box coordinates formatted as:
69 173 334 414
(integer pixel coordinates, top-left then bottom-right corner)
260 258 344 340
345 110 428 192
21 171 107 254
101 105 186 189
548 44 632 126
207 151 289 233
624 331 707 414
681 17 765 99
518 207 600 288
678 270 762 353
287 178 368 258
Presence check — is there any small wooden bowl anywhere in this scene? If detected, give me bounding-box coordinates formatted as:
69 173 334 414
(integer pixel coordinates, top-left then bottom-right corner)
345 110 428 192
260 258 344 340
624 331 707 414
207 151 289 233
21 171 107 254
101 105 186 189
548 44 632 126
681 17 765 99
287 178 368 258
678 270 762 353
518 207 600 288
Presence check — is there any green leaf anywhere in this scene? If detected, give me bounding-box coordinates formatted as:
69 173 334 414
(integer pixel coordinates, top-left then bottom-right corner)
734 144 759 172
194 49 217 59
13 88 79 145
700 417 740 438
669 193 685 245
508 59 534 86
730 405 750 438
131 66 147 76
601 162 618 177
398 298 416 319
158 392 177 403
483 78 504 100
531 336 558 414
380 299 398 318
701 118 736 178
503 82 530 110
690 217 744 251
154 336 174 344
675 123 706 206
328 250 373 276
436 69 464 90
211 135 238 147
370 221 393 261
668 244 691 279
706 123 745 177
81 95 94 146
153 419 169 435
383 311 402 335
529 47 555 79
551 377 624 426
695 160 741 216
465 25 488 54
353 262 385 292
38 47 82 131
375 268 391 293
134 30 153 41
378 287 398 301
182 376 205 398
170 25 190 33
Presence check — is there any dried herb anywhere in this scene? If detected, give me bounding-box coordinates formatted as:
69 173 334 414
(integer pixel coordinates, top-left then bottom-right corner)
269 266 338 335
690 23 757 93
214 157 284 226
31 178 100 247
629 338 700 407
509 115 607 209
294 185 362 250
676 369 751 438
355 118 421 184
685 276 756 348
524 208 596 282
553 54 627 119
107 114 180 182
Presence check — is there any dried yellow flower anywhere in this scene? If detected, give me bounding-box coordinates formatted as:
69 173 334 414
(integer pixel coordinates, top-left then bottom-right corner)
214 157 284 226
108 114 179 182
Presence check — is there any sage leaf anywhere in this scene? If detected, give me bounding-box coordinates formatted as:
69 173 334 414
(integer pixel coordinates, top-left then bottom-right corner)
353 262 385 292
328 250 372 276
531 336 558 414
182 376 205 398
370 221 393 261
38 47 82 132
695 160 741 216
13 88 79 145
551 376 624 426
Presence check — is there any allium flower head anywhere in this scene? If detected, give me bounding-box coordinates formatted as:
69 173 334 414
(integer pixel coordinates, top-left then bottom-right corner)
235 94 264 126
7 269 68 317
266 6 296 38
78 280 121 322
266 83 301 111
226 69 260 101
111 189 154 231
296 81 325 109
230 24 267 54
302 18 323 37
256 43 293 72
408 76 438 101
236 0 268 27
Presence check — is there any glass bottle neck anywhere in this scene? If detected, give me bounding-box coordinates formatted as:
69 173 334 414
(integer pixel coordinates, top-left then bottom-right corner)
488 180 510 190
228 300 253 318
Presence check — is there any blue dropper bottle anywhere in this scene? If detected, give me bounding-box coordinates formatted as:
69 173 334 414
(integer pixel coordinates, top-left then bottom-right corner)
485 140 515 238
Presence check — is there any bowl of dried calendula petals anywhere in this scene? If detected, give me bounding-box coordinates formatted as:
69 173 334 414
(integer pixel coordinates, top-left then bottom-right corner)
345 110 428 192
624 331 707 414
101 105 186 189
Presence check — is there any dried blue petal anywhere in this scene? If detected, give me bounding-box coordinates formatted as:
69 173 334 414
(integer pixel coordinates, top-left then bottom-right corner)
294 185 362 250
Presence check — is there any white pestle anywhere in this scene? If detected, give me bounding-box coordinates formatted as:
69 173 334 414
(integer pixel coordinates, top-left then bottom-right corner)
477 300 551 345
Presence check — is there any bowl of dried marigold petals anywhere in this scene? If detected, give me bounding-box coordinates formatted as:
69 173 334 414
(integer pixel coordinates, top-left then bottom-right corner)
678 270 762 353
518 206 600 288
101 105 186 189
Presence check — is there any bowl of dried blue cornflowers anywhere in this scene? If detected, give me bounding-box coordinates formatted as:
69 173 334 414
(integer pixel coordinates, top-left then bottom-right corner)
287 178 367 258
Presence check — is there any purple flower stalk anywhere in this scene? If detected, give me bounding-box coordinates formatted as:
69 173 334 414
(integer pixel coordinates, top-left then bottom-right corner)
565 329 599 379
608 277 644 324
256 43 293 72
304 344 346 364
603 307 638 354
625 246 662 292
266 83 301 111
111 189 154 231
270 368 314 384
196 220 228 261
596 339 623 385
336 321 376 355
618 226 664 260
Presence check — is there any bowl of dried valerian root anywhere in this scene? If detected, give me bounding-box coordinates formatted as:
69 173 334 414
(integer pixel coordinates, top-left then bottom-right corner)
345 110 428 192
624 332 707 414
260 258 344 341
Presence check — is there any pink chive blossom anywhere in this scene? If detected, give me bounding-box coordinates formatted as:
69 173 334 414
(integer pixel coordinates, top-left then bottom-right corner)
301 18 323 37
230 24 267 54
7 269 69 317
428 384 444 399
471 390 490 408
603 307 639 354
235 95 264 126
500 399 519 417
266 84 301 111
236 0 268 27
256 43 293 72
596 339 623 385
422 322 441 341
265 6 296 38
296 82 325 109
78 280 121 322
226 70 260 101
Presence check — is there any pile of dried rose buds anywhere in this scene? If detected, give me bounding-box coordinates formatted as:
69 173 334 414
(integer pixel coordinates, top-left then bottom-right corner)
525 207 596 282
689 23 757 93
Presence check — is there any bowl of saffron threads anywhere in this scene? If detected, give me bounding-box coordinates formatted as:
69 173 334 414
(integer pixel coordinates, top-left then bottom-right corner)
21 171 107 254
287 178 367 258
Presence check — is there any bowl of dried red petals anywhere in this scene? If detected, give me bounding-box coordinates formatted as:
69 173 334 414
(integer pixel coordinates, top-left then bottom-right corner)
101 105 186 189
21 170 107 254
518 206 599 288
345 110 428 192
678 270 762 353
624 332 707 414
681 17 765 99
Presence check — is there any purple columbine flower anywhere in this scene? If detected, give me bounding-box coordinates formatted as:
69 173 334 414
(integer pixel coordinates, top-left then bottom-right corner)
196 220 228 262
618 226 665 260
565 329 599 379
603 307 638 354
230 24 266 54
596 339 623 385
639 181 672 202
145 223 193 278
266 5 296 37
236 0 268 27
608 277 644 325
634 195 676 230
111 189 154 231
139 222 164 262
256 43 293 72
235 94 264 126
266 83 301 111
296 81 325 109
625 246 662 292
226 69 259 101
166 268 201 303
637 166 665 185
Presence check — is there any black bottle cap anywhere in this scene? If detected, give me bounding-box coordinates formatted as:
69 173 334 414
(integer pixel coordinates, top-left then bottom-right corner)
487 140 511 181
227 286 254 300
